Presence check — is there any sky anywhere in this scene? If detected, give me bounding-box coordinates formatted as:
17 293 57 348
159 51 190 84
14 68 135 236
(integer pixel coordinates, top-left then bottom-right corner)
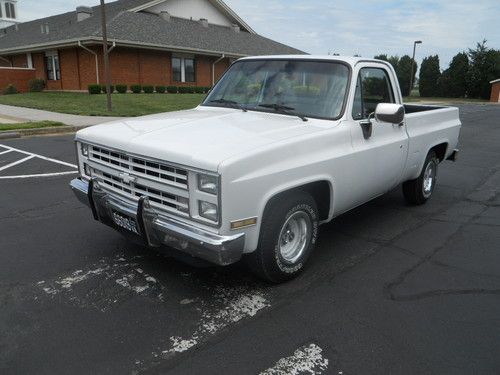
17 0 500 69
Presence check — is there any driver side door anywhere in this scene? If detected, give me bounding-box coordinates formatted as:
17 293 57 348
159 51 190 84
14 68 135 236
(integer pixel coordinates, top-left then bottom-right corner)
347 65 409 206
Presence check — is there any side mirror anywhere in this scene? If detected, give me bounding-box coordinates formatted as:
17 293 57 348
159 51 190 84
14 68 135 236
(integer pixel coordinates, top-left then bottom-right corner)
374 103 405 124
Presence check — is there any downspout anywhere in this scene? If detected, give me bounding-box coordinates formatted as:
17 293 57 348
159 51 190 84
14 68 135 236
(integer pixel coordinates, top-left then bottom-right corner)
78 41 99 84
212 54 225 86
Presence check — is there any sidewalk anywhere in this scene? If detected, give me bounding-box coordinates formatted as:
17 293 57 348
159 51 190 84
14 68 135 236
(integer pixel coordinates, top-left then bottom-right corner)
0 104 125 127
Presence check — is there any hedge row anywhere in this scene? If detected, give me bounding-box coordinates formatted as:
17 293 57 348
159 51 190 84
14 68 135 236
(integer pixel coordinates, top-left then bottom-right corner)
88 84 211 94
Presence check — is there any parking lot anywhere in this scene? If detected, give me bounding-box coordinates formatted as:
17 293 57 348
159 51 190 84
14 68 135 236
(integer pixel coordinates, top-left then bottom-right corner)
1 103 499 375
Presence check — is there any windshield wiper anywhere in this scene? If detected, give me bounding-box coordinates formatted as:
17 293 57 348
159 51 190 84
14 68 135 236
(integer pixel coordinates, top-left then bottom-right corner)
258 103 308 122
209 98 247 112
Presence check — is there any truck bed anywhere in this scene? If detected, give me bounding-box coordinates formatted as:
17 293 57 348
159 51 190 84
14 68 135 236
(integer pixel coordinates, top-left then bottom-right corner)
404 104 446 114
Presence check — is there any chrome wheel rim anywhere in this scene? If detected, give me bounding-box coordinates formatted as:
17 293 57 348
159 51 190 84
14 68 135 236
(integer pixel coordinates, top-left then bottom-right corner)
422 160 436 198
278 211 312 264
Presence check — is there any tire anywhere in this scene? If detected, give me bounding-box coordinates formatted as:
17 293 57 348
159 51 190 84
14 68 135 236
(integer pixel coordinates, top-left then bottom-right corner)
402 150 439 205
247 191 319 283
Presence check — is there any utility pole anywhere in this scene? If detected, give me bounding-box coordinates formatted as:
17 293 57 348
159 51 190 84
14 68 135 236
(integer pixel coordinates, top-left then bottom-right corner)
100 0 112 112
409 40 422 96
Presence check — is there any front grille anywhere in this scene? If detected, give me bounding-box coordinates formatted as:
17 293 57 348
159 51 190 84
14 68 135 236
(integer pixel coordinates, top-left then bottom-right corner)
89 145 188 190
88 145 190 217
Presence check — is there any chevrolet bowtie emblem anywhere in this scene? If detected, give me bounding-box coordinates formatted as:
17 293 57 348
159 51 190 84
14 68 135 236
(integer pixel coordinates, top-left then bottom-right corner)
119 172 137 184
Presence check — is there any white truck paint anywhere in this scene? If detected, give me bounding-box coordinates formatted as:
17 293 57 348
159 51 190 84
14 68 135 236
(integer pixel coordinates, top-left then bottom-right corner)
71 56 461 281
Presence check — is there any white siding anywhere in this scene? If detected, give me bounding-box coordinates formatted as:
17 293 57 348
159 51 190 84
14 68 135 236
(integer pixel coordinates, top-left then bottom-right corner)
146 0 233 27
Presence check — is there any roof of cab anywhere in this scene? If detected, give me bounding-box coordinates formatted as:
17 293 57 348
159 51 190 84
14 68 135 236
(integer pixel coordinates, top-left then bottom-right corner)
238 55 385 66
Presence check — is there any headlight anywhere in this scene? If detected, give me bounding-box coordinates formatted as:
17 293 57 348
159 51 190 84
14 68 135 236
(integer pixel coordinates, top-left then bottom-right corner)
81 143 89 157
198 174 218 195
199 201 218 222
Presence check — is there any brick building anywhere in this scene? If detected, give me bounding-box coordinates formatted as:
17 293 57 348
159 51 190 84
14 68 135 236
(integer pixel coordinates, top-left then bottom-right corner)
0 0 303 91
490 79 500 103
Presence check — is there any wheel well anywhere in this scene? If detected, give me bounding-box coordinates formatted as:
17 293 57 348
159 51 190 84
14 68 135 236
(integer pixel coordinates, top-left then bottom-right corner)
265 181 331 222
430 143 448 162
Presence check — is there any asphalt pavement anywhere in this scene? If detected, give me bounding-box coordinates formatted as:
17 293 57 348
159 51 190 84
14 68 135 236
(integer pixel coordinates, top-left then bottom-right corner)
0 104 499 375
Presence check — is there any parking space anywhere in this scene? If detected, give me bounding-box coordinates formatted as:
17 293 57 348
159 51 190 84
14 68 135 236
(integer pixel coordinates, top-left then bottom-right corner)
1 104 499 375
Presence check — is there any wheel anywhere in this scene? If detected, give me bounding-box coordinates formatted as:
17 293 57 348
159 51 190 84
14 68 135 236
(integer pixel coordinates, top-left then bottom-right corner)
402 150 439 205
247 191 319 283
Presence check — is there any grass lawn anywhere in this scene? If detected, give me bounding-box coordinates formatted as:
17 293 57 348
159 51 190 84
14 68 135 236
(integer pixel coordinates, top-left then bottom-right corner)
0 121 65 131
0 92 206 117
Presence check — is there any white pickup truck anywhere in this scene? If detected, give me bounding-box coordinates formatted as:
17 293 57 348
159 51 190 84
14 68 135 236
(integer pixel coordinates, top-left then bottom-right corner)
71 55 461 282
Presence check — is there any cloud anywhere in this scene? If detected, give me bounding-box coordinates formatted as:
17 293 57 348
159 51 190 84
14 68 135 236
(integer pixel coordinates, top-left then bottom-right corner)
17 0 500 69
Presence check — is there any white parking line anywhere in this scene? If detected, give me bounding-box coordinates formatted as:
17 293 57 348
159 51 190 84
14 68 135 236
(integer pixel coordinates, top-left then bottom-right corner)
0 155 35 172
260 344 329 375
0 143 78 179
0 171 77 179
0 144 77 168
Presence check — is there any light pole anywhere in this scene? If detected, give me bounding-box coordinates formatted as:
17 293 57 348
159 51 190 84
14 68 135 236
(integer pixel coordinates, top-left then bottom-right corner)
409 40 422 96
100 0 112 112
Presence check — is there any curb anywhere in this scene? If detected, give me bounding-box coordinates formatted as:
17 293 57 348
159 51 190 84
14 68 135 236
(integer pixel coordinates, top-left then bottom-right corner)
0 125 91 139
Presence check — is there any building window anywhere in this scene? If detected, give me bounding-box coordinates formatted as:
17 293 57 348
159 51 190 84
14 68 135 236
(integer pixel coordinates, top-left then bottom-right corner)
5 2 16 19
172 56 196 83
45 54 60 81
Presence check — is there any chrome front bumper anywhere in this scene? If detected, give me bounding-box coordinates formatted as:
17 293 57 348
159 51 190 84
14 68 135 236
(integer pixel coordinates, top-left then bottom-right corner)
70 178 245 266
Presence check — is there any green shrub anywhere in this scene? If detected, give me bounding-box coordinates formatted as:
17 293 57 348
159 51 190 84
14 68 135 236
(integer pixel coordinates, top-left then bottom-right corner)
3 84 18 95
143 85 154 94
130 84 142 94
194 86 205 94
88 84 101 95
166 86 178 93
203 86 212 93
178 86 195 94
115 84 127 93
28 78 45 92
101 84 114 94
155 85 166 94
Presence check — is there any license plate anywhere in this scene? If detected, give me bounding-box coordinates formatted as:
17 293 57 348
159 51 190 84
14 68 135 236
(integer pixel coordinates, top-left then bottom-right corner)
112 211 140 235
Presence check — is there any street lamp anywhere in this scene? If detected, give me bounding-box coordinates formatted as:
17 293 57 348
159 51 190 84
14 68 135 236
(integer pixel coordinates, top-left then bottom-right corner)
100 0 112 112
409 40 422 96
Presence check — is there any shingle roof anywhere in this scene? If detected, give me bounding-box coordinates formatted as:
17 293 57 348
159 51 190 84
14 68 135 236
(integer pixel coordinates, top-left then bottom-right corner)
0 0 304 56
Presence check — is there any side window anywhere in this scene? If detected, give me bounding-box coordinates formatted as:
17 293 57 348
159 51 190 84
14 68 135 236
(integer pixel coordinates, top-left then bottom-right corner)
352 68 395 120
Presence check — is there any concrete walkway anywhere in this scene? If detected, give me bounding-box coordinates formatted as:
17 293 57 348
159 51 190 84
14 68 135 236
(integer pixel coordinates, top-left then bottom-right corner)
0 104 125 127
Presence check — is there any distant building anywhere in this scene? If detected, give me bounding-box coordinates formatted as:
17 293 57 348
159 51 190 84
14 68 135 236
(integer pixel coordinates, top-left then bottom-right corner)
0 0 18 29
0 0 303 91
490 79 500 103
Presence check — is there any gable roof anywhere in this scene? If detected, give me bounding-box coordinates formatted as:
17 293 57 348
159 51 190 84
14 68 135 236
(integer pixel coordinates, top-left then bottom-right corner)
128 0 256 33
0 0 304 57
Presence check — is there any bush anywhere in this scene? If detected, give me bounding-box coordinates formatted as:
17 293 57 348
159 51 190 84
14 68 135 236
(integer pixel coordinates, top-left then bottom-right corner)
115 84 127 94
178 86 195 94
28 78 45 92
88 84 101 95
143 85 154 94
166 85 178 94
204 86 212 93
101 84 114 94
155 85 166 94
130 84 142 94
3 84 17 95
194 86 205 94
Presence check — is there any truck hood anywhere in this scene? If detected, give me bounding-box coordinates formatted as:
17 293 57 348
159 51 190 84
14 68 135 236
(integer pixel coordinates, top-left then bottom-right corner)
76 107 326 171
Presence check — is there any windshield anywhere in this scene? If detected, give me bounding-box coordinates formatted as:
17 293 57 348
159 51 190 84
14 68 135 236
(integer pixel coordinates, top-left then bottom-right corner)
202 59 350 120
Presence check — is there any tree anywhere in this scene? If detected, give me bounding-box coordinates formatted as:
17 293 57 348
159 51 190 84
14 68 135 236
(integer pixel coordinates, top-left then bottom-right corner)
373 54 417 96
439 52 469 97
466 40 500 99
419 55 441 97
398 55 416 97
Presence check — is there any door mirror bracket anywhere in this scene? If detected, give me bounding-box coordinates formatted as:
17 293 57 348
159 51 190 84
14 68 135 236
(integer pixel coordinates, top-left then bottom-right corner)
359 112 374 139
